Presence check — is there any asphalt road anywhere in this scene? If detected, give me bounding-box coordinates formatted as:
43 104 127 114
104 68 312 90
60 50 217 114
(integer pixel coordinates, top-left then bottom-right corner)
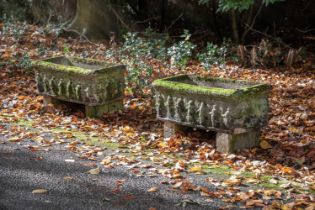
0 137 228 210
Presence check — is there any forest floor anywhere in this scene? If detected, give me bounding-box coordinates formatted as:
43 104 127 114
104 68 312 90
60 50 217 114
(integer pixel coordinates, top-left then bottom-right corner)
0 23 315 209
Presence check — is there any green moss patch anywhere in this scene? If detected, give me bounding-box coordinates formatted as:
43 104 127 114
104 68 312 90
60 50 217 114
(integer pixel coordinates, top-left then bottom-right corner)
32 60 94 75
153 77 236 96
73 132 119 149
153 75 271 99
202 165 232 175
32 56 125 76
3 117 119 150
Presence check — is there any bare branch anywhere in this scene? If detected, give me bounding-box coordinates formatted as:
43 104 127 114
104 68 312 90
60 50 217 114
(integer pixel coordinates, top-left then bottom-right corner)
244 23 291 48
108 4 131 31
165 13 183 32
62 28 96 45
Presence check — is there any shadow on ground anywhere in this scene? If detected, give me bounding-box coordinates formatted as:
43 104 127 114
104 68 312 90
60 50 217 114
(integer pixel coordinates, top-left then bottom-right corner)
0 143 223 210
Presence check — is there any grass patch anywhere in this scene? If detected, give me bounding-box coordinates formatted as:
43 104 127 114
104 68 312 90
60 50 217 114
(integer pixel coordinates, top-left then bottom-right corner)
5 117 120 149
82 137 119 149
258 182 282 190
202 165 232 175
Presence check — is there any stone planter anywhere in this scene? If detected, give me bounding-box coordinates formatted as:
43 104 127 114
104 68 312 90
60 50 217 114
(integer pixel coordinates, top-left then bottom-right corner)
152 75 271 153
32 56 126 118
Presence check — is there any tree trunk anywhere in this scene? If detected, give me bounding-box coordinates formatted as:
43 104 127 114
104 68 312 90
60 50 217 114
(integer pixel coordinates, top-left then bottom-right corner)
31 0 76 24
68 0 119 39
231 10 239 43
159 0 167 32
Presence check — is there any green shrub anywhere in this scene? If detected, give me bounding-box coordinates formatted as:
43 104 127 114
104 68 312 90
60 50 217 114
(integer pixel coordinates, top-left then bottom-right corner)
122 29 168 60
105 29 198 95
198 43 227 69
199 0 284 12
197 39 238 69
0 0 31 21
167 30 196 68
17 53 31 69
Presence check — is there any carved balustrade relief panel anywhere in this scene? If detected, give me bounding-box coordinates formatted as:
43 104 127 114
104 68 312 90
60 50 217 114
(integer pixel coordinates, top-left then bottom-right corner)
153 75 271 153
32 56 126 118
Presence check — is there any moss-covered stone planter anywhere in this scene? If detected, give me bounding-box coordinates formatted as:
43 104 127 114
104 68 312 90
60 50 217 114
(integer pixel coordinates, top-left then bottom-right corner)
152 75 271 153
32 56 126 118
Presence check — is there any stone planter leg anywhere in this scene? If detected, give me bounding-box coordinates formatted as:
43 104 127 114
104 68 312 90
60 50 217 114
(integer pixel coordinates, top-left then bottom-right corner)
164 121 183 139
85 105 108 118
43 95 61 106
107 99 124 113
216 130 260 153
85 99 124 118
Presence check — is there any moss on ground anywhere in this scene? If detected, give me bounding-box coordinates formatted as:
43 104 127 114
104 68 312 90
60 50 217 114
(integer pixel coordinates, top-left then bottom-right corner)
75 134 119 149
3 117 119 149
202 165 232 175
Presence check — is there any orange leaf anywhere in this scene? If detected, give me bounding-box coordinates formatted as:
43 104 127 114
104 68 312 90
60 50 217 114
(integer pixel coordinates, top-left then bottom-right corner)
260 140 272 149
281 166 295 175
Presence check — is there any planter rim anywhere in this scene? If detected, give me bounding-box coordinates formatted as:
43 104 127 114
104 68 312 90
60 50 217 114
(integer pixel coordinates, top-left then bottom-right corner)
31 56 125 75
152 74 271 98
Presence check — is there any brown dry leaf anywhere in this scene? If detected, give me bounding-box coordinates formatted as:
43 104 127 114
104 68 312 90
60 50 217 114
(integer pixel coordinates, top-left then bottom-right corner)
246 199 264 207
237 191 255 201
8 137 22 142
263 189 282 198
175 160 186 171
280 166 295 175
87 167 100 175
101 157 112 165
288 127 303 134
32 189 48 194
147 187 159 193
260 140 272 149
305 204 315 210
63 176 74 181
181 181 196 192
170 169 182 179
245 178 261 184
223 176 242 186
122 126 134 133
200 191 210 197
199 186 211 196
1 49 11 60
281 203 295 210
172 181 183 189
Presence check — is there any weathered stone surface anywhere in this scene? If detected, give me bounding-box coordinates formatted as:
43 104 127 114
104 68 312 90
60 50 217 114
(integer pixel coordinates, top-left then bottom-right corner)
33 56 125 106
164 121 183 139
153 75 271 153
43 95 61 107
32 56 126 117
85 99 123 118
216 130 260 153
